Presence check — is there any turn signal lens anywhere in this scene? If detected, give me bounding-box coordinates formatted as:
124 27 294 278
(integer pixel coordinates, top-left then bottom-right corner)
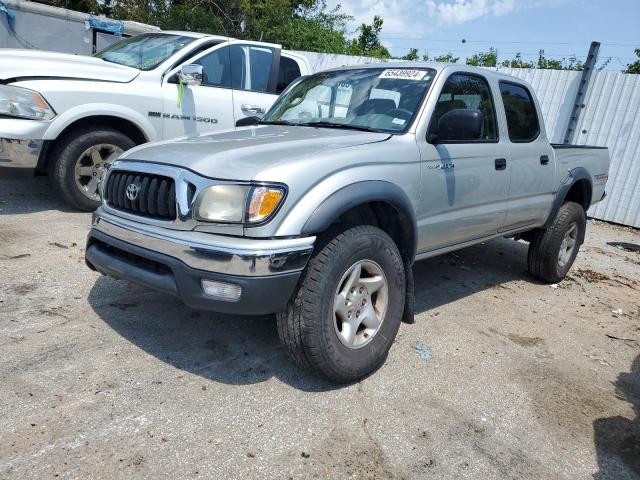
247 187 284 223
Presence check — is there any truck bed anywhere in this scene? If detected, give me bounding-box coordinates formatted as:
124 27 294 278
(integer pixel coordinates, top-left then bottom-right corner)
551 144 610 206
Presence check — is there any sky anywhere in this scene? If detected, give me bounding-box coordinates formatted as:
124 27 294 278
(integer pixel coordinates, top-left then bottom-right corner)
327 0 640 71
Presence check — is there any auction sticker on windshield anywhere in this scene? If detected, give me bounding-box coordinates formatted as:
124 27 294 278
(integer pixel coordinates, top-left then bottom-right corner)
379 69 429 81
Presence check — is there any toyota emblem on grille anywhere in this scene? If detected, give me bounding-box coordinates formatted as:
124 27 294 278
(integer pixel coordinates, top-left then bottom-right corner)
126 183 139 201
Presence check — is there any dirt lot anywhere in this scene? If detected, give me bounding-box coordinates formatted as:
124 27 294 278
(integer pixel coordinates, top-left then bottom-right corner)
1 174 639 480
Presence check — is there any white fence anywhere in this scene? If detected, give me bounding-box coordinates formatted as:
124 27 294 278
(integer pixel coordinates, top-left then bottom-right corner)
1 1 639 227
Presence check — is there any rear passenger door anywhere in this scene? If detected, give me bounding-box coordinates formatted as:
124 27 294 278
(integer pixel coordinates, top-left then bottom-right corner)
416 72 511 252
498 81 555 230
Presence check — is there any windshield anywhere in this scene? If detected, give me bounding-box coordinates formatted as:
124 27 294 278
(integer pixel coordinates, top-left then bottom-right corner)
95 33 195 71
262 67 436 133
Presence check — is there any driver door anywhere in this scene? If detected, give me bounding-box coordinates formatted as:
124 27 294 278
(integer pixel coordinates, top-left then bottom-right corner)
161 42 281 139
415 72 511 252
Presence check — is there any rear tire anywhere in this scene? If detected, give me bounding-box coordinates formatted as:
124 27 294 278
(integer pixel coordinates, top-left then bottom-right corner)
49 128 135 211
527 201 586 283
277 225 406 383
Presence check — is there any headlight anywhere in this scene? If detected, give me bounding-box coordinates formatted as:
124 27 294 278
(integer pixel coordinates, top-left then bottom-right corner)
194 184 285 224
0 85 56 120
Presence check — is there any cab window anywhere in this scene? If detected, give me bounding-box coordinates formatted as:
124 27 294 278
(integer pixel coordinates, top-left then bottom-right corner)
195 45 274 92
277 56 302 93
432 73 498 142
499 81 540 142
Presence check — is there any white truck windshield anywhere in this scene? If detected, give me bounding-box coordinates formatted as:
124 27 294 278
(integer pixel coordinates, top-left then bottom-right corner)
95 33 195 71
263 67 436 133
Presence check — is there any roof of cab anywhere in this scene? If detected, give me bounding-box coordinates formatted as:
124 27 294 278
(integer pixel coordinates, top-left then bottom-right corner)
322 61 532 85
160 31 232 41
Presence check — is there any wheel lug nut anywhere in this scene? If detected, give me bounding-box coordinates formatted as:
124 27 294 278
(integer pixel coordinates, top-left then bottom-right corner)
359 287 364 294
361 299 366 306
356 310 361 317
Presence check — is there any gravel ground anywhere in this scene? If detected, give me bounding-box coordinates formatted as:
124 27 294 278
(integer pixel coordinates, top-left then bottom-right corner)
1 174 639 480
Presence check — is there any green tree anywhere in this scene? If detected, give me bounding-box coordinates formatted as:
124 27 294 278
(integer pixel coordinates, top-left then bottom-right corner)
401 48 419 61
500 53 533 68
104 0 351 50
49 0 101 14
466 47 498 67
624 49 640 74
346 15 391 58
247 1 351 53
499 50 584 70
432 53 459 63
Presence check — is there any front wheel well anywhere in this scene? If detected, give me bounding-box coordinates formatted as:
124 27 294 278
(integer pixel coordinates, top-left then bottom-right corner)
36 115 148 174
320 201 416 263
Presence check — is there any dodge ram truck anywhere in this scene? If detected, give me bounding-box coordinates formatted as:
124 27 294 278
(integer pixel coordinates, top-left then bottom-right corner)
85 63 610 382
0 31 309 210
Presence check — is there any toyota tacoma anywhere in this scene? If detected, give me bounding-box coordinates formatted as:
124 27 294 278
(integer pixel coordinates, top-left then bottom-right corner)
85 63 610 382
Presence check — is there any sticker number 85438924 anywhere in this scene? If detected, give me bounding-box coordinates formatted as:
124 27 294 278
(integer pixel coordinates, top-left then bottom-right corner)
379 69 429 81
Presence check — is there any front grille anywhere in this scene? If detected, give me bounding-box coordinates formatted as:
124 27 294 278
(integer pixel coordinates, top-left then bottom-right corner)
105 170 176 220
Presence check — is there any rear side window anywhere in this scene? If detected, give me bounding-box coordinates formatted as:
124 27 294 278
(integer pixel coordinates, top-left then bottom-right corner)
499 82 540 142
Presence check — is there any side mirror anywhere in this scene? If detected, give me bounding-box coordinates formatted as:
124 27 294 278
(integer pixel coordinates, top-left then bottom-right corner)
236 116 260 127
430 109 484 143
178 64 203 86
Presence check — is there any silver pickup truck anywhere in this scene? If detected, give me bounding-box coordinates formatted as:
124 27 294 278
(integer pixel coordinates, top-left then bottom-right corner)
85 63 610 382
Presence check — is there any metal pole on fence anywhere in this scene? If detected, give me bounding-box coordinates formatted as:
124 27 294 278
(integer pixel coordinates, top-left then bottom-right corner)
562 41 600 144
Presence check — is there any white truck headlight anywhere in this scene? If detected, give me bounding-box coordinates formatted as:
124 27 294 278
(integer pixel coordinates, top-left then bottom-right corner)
194 184 285 224
0 85 56 121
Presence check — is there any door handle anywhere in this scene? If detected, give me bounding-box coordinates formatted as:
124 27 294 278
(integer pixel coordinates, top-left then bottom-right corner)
540 155 550 165
241 104 266 114
495 158 507 171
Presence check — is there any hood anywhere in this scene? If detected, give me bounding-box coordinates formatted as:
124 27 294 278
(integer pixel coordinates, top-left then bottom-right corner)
120 125 391 180
0 50 140 83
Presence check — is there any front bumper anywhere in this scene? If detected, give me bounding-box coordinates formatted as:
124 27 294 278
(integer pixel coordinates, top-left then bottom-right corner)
85 211 315 315
0 118 50 169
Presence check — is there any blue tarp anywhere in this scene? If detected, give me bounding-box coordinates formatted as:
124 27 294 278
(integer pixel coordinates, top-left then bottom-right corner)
88 15 124 35
0 1 16 31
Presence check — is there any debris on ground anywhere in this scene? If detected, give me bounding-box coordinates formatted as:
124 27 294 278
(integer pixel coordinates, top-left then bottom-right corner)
614 276 640 291
606 334 637 342
1 253 31 260
607 241 640 253
612 308 623 317
550 284 559 289
48 242 69 249
574 268 610 283
414 341 432 360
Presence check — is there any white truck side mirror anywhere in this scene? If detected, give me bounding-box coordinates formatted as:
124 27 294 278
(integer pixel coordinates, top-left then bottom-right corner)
179 64 203 86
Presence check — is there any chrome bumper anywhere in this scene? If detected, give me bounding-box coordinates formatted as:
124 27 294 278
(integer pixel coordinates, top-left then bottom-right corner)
0 137 43 168
91 209 315 277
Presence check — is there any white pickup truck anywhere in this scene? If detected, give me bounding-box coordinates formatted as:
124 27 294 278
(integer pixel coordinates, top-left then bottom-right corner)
0 32 310 210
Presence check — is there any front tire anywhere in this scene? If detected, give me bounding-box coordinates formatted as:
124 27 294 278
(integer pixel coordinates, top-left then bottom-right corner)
527 201 586 283
49 128 135 211
277 225 406 383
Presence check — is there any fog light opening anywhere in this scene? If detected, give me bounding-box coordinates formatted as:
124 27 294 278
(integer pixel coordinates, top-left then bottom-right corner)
201 279 242 301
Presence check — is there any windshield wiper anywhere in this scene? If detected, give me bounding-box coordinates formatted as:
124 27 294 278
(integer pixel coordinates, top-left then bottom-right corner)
257 119 296 126
302 121 379 132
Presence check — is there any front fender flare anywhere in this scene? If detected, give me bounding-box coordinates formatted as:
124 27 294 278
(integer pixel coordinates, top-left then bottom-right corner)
301 180 417 259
